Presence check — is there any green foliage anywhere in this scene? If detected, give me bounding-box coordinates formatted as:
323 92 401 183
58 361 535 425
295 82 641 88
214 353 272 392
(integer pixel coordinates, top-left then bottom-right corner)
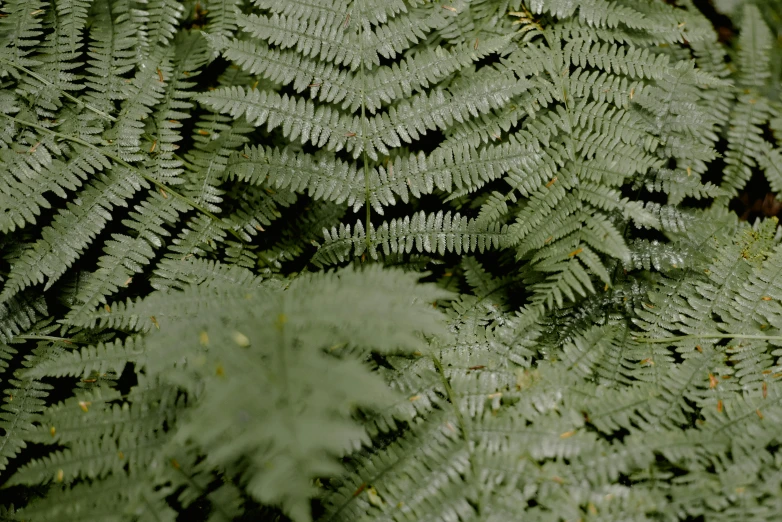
11 266 451 521
1 0 782 521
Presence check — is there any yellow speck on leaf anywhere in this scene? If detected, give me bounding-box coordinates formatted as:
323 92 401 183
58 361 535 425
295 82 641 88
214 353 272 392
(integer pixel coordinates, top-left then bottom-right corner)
232 331 250 347
367 487 384 508
275 314 288 331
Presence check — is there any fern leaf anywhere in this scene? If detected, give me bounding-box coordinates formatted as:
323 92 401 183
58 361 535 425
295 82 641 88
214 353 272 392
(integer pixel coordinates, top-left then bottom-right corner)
236 11 362 69
15 471 177 522
106 51 173 162
64 192 184 324
108 266 451 521
626 238 694 272
24 337 147 380
150 258 264 293
227 145 365 209
200 86 361 156
0 141 111 234
7 431 168 486
720 94 771 196
0 378 51 472
260 201 347 269
200 0 242 40
314 211 508 266
0 0 47 67
0 293 48 344
164 214 229 260
531 0 650 30
143 31 210 184
639 167 724 205
82 0 144 110
207 33 512 114
0 168 145 303
142 0 184 52
736 4 773 89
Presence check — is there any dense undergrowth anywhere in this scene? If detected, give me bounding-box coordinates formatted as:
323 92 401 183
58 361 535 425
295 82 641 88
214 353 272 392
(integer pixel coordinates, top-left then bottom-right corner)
1 0 782 520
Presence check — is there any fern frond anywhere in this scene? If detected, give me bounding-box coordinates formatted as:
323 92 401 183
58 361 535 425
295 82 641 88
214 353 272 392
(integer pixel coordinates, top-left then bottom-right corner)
7 431 168 486
239 2 442 69
224 183 297 240
150 258 264 293
15 471 178 522
758 142 782 194
163 214 229 262
141 0 184 52
0 0 47 67
1 168 145 303
735 4 773 89
639 167 724 205
9 2 89 118
97 265 451 521
564 38 672 80
626 238 695 272
24 337 147 380
530 0 650 30
227 145 365 209
0 168 145 303
208 33 512 114
64 192 185 324
0 140 111 233
260 201 346 269
314 211 508 266
0 377 51 472
526 250 598 308
201 85 361 155
0 293 48 344
199 0 242 40
107 51 173 162
626 202 693 233
236 11 361 69
142 31 210 184
720 94 771 196
82 0 144 110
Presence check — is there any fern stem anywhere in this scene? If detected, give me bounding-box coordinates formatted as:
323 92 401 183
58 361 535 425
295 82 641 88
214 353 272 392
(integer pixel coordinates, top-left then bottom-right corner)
633 333 782 343
167 460 236 521
358 4 372 251
429 353 469 442
0 113 245 243
0 58 118 122
16 334 84 344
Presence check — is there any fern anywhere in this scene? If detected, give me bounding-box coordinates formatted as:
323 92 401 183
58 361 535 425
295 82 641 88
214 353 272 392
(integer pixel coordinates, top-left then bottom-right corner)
3 1 782 521
17 266 451 520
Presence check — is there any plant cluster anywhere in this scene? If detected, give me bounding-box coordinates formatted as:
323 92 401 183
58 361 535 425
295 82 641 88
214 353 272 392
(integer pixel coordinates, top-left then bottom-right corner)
1 0 782 520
